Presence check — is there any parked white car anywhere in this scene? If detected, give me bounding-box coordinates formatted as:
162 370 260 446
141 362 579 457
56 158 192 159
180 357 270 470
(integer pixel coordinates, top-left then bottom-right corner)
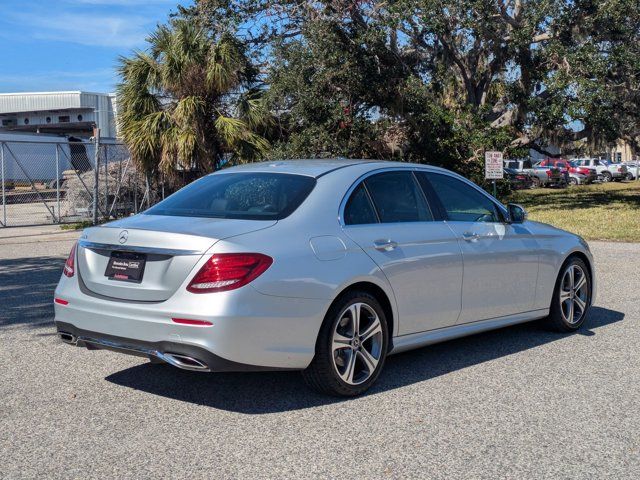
573 158 627 182
622 162 639 180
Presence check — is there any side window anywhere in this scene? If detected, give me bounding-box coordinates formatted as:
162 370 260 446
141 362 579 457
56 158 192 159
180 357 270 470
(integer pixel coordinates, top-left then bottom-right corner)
344 183 378 225
364 171 433 223
424 173 501 223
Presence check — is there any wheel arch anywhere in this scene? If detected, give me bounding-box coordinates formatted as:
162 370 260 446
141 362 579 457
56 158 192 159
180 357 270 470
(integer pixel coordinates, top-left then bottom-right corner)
329 280 396 352
556 249 595 306
562 250 593 283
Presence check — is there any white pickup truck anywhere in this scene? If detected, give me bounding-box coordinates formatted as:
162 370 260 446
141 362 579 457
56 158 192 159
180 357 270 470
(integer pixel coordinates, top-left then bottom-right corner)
573 158 627 182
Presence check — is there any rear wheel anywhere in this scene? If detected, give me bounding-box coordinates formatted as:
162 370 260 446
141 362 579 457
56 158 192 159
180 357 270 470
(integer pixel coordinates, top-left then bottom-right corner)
303 291 388 396
531 177 541 188
569 177 579 186
543 257 592 332
602 171 612 182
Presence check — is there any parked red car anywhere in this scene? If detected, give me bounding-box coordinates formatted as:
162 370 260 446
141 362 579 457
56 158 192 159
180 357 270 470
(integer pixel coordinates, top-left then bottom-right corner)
568 161 598 183
537 158 597 184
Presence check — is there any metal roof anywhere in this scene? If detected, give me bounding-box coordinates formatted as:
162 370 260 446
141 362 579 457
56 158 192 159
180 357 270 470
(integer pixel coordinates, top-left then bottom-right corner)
0 91 115 115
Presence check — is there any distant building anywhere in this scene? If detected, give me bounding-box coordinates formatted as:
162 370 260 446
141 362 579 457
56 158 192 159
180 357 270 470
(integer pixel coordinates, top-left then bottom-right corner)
529 139 638 162
608 138 637 163
0 91 117 140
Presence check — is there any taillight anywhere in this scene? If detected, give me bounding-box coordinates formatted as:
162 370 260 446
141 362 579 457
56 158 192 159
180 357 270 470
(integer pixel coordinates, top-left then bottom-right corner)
187 253 273 293
63 242 77 277
546 170 552 177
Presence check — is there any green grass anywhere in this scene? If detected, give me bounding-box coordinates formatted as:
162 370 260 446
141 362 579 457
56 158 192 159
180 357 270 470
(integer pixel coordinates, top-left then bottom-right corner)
60 220 94 231
506 181 640 242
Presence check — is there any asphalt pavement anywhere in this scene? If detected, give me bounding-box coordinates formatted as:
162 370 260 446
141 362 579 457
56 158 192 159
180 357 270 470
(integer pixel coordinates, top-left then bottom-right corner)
1 226 638 479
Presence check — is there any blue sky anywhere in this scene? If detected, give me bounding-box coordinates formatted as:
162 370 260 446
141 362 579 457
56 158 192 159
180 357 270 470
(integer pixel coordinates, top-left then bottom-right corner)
0 0 191 93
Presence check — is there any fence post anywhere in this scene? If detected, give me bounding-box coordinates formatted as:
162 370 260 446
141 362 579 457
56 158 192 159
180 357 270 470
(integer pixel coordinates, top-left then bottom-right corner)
55 144 61 223
104 145 108 219
1 142 5 227
93 129 100 225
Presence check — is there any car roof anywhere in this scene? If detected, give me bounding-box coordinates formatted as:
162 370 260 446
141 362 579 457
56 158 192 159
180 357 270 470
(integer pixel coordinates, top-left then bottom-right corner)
216 159 450 178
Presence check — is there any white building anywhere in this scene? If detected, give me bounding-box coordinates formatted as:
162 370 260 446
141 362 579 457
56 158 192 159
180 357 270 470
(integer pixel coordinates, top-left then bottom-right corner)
0 91 117 139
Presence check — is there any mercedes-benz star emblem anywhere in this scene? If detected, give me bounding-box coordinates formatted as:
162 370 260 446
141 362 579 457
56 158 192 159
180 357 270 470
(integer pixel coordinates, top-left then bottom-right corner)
119 230 129 244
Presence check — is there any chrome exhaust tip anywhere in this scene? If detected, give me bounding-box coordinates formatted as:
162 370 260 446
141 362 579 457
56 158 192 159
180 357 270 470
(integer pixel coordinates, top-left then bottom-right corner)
58 331 77 345
159 352 210 372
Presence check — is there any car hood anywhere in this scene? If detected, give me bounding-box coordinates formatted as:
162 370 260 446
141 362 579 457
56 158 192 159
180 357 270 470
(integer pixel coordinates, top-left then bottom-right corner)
526 220 576 239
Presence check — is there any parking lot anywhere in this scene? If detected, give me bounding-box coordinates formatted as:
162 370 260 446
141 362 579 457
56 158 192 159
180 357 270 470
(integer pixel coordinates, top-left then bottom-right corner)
1 227 638 479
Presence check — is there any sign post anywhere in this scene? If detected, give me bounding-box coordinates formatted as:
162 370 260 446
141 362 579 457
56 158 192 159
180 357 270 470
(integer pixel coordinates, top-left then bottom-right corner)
485 151 504 197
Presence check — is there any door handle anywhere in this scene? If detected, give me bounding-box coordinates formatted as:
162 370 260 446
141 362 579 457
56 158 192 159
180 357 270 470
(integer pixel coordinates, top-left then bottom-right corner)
373 239 398 251
462 232 480 242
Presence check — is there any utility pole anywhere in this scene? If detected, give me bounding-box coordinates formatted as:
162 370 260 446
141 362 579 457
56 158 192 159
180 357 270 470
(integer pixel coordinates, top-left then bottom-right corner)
92 127 100 225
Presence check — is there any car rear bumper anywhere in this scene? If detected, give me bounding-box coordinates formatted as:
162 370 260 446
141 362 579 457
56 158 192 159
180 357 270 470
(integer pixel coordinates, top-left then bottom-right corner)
55 322 296 372
54 275 329 370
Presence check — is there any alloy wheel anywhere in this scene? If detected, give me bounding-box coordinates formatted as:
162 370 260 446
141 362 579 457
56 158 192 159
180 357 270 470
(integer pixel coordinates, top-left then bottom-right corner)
331 302 384 385
559 264 589 324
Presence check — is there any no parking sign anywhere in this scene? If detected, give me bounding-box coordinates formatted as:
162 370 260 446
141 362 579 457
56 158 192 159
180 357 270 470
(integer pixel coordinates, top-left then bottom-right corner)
485 151 504 180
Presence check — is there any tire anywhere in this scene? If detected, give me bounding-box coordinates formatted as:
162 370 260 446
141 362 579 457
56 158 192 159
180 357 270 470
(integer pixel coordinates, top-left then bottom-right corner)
531 177 541 188
602 171 612 182
569 177 579 186
543 256 592 332
303 291 389 396
626 173 634 181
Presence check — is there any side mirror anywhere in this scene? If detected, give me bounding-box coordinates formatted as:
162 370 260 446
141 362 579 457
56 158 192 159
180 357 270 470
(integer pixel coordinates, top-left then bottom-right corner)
507 203 527 224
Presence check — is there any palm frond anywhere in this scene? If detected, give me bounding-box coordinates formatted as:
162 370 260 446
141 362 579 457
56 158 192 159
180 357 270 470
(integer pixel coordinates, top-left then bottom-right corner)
117 16 269 176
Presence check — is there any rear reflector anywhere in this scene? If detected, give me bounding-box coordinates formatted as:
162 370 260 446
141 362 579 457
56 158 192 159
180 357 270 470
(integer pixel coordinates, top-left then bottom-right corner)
187 253 273 294
54 298 69 306
171 318 213 326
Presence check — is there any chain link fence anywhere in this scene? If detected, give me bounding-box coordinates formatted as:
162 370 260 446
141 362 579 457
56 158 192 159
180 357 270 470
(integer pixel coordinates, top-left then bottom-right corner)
0 139 153 227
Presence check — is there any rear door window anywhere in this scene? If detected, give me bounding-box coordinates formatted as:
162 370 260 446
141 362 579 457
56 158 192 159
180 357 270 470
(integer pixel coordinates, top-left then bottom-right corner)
364 171 433 223
343 183 378 225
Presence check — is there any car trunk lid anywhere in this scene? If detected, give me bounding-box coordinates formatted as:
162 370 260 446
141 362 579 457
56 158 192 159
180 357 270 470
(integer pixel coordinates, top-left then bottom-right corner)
77 215 276 302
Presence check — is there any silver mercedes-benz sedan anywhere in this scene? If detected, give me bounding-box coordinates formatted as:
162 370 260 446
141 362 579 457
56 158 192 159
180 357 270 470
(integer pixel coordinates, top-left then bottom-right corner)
55 160 595 396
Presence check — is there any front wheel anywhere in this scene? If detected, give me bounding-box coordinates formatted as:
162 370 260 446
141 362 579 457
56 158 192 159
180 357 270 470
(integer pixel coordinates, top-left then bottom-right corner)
303 291 389 396
602 171 612 182
543 257 592 332
569 177 579 186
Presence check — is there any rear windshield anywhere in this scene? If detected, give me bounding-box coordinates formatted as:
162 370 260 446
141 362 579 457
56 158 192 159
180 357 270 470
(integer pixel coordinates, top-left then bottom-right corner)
145 172 316 220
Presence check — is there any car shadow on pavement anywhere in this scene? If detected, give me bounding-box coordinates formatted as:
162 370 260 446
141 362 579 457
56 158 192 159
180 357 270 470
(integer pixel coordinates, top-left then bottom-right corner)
106 306 624 413
0 256 63 328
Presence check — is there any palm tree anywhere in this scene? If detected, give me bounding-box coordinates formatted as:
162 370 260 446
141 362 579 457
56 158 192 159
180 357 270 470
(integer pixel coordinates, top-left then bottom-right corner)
116 19 269 178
